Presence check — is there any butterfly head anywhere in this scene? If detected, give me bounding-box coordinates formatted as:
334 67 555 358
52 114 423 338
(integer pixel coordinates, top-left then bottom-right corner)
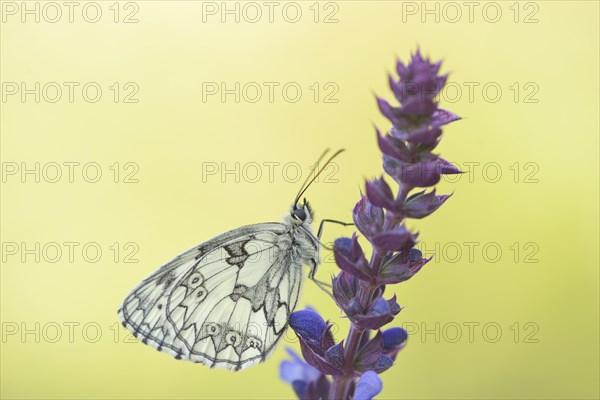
290 198 313 226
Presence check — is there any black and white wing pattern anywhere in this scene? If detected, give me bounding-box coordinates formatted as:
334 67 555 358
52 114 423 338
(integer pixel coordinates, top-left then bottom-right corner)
118 222 319 371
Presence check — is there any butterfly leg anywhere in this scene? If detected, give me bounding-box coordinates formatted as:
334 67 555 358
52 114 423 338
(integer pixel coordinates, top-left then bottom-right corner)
311 276 335 298
309 262 334 298
317 219 354 239
309 220 353 298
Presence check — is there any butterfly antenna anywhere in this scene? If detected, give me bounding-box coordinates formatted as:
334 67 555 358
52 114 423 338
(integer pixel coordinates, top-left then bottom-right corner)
294 148 345 207
293 149 330 207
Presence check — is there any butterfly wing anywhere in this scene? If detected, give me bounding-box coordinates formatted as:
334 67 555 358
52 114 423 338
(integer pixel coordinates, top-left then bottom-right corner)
118 223 305 371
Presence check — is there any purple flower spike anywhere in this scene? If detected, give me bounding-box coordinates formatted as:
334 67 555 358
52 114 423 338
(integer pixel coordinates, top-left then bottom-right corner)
353 371 383 400
280 50 462 400
403 189 452 219
334 235 372 281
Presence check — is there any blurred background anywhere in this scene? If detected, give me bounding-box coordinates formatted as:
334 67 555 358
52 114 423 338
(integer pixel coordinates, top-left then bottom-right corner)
1 1 598 399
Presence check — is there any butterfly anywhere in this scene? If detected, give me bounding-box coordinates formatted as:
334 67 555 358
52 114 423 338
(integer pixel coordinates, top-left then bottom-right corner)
118 150 348 371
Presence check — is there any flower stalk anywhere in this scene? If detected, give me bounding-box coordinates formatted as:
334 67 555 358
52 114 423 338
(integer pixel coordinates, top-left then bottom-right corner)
280 49 461 400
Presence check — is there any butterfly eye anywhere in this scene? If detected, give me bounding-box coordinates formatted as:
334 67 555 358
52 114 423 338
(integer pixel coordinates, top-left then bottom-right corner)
292 208 306 221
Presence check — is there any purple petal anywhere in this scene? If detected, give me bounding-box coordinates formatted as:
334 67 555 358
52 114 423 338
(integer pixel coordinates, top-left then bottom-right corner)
384 157 460 188
409 256 431 274
297 337 344 376
403 161 441 187
437 157 462 174
377 128 411 162
334 235 372 281
387 295 402 315
409 248 422 263
396 58 407 76
403 190 452 219
372 226 417 252
365 177 397 211
388 74 406 103
400 97 437 117
378 258 410 284
324 341 345 369
353 196 385 241
382 327 408 350
432 108 461 126
292 381 308 399
382 327 408 361
290 309 327 343
353 297 395 330
376 97 398 125
280 349 321 384
332 271 361 314
355 332 384 372
378 250 430 284
353 371 383 400
405 126 443 146
374 355 394 373
304 375 331 400
320 325 336 352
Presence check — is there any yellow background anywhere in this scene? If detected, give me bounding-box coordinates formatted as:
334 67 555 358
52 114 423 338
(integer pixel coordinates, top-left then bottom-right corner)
1 1 598 399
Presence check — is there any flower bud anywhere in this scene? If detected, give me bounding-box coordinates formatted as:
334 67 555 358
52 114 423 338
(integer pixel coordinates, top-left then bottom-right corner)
403 189 451 219
334 235 372 281
353 296 398 330
289 310 344 376
378 248 430 284
365 177 397 211
377 128 412 162
372 225 417 252
433 108 461 126
332 272 362 316
289 309 327 343
383 156 461 187
353 196 385 241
